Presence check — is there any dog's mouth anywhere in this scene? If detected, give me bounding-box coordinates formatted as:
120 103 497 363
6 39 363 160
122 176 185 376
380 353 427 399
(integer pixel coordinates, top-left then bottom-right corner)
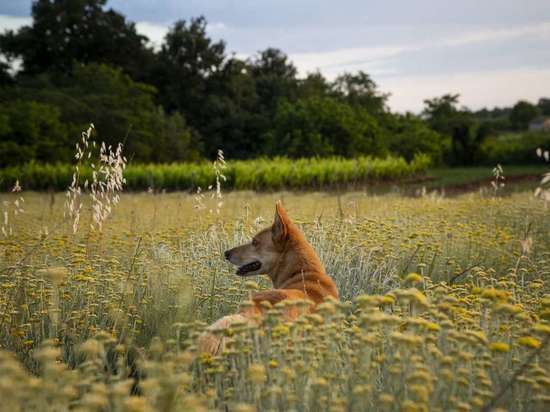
237 261 262 276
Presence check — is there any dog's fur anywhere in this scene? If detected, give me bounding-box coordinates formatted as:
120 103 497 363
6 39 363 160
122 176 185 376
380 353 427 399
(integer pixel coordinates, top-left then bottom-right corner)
197 202 338 355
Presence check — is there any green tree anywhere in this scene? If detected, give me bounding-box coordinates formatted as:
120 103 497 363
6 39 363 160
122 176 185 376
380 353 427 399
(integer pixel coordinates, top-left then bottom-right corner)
423 94 483 165
384 113 449 164
0 0 154 80
2 63 200 164
332 71 389 115
0 61 13 85
298 72 331 99
510 100 540 130
538 98 550 116
423 94 460 135
196 57 264 158
270 97 385 158
152 17 226 115
146 110 200 163
0 100 69 166
250 48 298 116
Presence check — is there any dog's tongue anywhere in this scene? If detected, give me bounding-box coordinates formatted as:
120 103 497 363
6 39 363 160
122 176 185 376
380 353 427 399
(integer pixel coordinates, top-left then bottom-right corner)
237 261 261 275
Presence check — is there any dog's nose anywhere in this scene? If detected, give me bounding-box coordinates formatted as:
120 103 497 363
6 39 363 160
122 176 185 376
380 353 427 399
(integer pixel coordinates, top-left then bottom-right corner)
224 250 231 260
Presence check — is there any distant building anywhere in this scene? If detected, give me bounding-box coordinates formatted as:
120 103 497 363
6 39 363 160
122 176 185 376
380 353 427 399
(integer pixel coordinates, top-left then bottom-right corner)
529 117 550 132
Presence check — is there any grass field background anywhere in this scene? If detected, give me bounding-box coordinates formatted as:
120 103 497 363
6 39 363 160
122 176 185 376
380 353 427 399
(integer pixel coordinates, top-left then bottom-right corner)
1 158 545 195
424 165 547 188
1 188 549 411
0 154 431 192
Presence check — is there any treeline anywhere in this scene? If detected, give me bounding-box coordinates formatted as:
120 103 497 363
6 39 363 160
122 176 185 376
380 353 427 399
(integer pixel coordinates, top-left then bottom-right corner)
0 0 549 168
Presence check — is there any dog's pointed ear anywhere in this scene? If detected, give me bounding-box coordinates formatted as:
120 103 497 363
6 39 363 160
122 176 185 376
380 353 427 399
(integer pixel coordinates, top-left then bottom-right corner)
272 201 289 244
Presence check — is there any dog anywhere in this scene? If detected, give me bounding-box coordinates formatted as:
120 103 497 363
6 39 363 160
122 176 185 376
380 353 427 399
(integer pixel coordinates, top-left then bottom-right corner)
197 201 339 355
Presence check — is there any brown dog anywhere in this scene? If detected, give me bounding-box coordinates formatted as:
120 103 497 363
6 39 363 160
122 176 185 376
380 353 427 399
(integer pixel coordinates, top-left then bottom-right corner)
197 201 338 355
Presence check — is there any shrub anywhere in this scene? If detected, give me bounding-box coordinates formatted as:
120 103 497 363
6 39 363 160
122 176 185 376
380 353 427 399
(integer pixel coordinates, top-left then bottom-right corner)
269 97 387 158
384 113 450 165
479 132 550 165
0 100 70 167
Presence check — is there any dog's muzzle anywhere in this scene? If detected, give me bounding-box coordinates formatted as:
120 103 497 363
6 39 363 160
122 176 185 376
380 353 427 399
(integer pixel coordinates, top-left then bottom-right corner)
224 249 261 275
236 261 262 276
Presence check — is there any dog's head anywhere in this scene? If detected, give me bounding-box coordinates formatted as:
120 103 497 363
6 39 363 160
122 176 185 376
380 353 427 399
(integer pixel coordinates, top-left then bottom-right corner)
224 201 291 277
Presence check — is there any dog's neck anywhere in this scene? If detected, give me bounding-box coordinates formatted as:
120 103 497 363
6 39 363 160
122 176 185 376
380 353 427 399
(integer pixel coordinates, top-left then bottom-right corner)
269 230 325 289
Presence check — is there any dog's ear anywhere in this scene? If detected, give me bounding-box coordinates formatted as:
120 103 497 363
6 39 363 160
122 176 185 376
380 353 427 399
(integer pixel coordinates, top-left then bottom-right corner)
272 201 289 244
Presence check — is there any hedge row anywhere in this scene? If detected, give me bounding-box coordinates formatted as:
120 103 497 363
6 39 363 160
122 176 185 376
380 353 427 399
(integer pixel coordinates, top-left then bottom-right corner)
0 154 431 192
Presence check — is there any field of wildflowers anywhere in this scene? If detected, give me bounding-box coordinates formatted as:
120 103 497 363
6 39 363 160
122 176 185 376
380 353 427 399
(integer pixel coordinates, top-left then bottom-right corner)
1 186 549 411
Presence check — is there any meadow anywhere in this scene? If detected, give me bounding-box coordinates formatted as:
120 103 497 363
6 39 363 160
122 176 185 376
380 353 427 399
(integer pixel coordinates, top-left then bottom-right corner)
1 186 549 412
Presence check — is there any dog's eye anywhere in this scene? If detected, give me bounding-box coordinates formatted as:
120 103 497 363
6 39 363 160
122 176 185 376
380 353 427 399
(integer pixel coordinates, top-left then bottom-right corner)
252 239 258 247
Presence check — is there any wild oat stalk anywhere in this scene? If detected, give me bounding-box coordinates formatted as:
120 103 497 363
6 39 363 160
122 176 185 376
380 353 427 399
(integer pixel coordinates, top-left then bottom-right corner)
65 124 127 233
193 149 227 214
89 140 127 231
534 147 550 206
212 149 227 214
491 163 505 197
193 186 206 211
65 124 93 233
1 180 24 238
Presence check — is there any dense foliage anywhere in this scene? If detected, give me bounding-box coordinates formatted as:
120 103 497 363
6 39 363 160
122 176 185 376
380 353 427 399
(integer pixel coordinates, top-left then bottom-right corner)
1 0 548 169
0 64 200 166
479 132 550 165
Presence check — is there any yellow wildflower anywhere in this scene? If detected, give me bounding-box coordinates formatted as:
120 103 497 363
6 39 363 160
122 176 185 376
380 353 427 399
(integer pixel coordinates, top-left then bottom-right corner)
489 342 510 353
517 336 541 349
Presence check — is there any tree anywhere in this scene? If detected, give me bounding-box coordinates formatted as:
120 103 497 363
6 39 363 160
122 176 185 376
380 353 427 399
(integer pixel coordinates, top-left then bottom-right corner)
249 48 298 115
423 94 483 165
152 17 226 115
384 113 449 164
194 57 265 158
269 97 386 158
0 0 154 80
190 47 301 159
2 63 200 164
0 61 13 85
510 100 540 130
422 94 460 134
537 98 550 116
0 100 69 166
298 72 331 99
332 71 389 115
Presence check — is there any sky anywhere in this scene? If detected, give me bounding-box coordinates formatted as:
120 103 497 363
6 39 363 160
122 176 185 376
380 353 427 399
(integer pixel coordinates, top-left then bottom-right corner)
1 0 550 113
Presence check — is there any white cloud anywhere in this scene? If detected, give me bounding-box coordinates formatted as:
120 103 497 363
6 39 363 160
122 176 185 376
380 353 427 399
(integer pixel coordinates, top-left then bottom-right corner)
208 22 227 33
443 21 550 47
135 21 169 50
0 15 28 72
287 20 550 80
290 46 406 77
0 14 31 32
380 68 550 113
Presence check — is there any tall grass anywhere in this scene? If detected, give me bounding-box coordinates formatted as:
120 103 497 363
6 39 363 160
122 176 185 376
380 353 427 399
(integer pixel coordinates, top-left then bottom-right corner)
0 154 430 192
0 191 549 411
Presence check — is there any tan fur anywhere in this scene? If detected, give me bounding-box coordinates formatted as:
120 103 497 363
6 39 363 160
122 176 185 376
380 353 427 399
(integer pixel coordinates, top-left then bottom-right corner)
196 314 250 355
197 202 338 355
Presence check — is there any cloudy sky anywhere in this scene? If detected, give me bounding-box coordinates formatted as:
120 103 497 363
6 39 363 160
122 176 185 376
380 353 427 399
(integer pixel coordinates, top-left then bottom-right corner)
1 0 550 112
